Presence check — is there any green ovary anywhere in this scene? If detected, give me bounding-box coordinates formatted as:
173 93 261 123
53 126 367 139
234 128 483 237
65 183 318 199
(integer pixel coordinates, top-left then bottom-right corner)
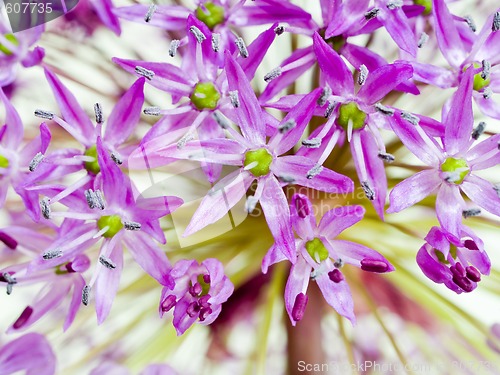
337 102 367 130
413 0 432 15
441 157 469 184
0 34 19 56
305 238 329 263
0 154 9 168
196 2 225 30
464 62 491 91
84 145 100 175
244 148 273 177
190 82 221 110
97 215 123 238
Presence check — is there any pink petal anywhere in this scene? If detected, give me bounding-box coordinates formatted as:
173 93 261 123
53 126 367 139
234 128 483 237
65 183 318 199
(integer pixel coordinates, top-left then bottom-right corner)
443 67 474 155
90 0 121 35
184 170 254 236
461 175 500 217
436 184 464 237
316 272 355 324
113 5 190 30
105 78 145 145
284 256 311 325
387 170 442 213
318 205 365 239
378 6 417 57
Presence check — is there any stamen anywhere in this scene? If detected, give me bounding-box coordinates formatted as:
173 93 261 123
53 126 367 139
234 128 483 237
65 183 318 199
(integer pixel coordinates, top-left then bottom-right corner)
203 274 211 284
29 152 44 172
360 259 388 273
466 266 481 282
464 16 476 32
328 269 344 283
292 292 308 321
378 152 395 163
229 90 240 108
452 275 473 292
2 272 17 295
278 175 295 184
176 132 194 149
375 103 394 116
99 255 117 270
324 101 337 118
111 152 122 165
245 196 258 213
306 163 323 179
161 294 177 312
40 198 51 219
358 64 368 85
34 109 54 120
144 106 161 116
334 258 344 268
463 237 479 250
94 103 104 124
144 4 157 22
212 110 231 129
492 11 500 32
462 208 481 218
264 67 282 82
451 262 466 278
274 25 285 35
169 40 180 57
211 34 220 52
471 121 486 140
386 0 403 9
135 66 155 80
187 301 200 317
42 249 63 260
361 181 375 200
400 111 420 126
495 184 500 198
417 32 429 48
278 119 296 133
235 37 249 58
124 221 141 231
84 189 105 210
82 285 91 306
317 87 331 106
199 307 212 321
189 26 206 43
481 60 491 80
13 306 33 329
0 232 17 250
302 138 321 148
483 87 492 99
365 8 380 20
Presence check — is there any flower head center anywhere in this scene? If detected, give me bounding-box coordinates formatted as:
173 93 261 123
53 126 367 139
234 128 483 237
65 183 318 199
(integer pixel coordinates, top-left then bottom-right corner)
413 0 432 15
0 154 9 169
244 148 273 177
84 145 100 175
195 2 225 30
191 82 221 110
305 238 329 263
441 157 469 184
337 102 366 131
0 34 19 56
97 215 123 238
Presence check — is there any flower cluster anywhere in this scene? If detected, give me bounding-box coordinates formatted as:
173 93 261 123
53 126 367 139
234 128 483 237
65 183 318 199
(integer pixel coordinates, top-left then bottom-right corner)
1 0 499 373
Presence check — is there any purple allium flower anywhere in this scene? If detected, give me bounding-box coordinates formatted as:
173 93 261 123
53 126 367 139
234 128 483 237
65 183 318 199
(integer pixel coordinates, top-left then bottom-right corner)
159 258 234 335
388 67 500 236
411 2 500 119
0 20 44 87
3 250 90 332
0 333 56 375
278 33 416 218
133 53 354 262
114 0 312 52
114 17 278 182
417 225 490 293
31 138 183 323
263 194 394 325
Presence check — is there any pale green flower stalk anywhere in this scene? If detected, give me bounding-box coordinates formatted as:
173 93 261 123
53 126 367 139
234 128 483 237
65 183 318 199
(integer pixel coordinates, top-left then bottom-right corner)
1 1 500 375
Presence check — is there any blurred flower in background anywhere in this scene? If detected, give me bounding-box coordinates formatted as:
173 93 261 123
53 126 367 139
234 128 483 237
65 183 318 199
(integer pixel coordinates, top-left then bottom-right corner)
1 0 500 374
